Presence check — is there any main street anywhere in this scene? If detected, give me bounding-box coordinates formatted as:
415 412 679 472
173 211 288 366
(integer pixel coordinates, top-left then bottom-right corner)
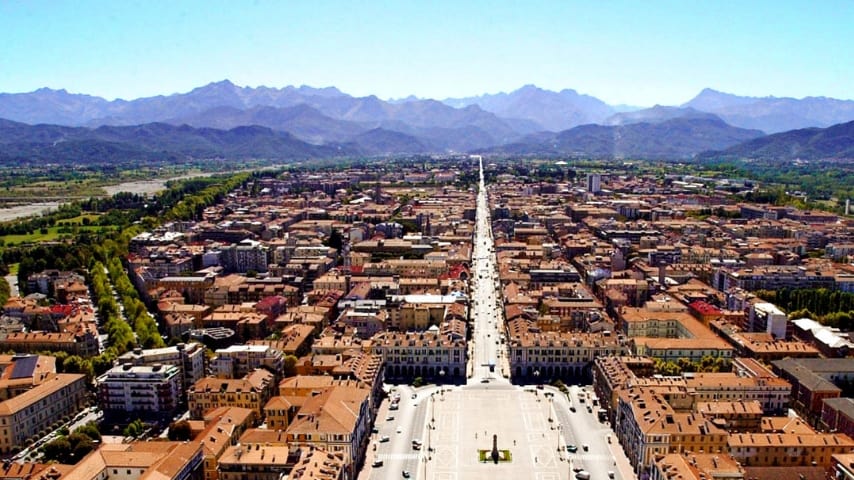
365 157 635 480
469 154 509 385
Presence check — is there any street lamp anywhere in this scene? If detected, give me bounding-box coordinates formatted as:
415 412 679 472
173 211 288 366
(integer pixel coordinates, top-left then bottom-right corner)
549 398 553 424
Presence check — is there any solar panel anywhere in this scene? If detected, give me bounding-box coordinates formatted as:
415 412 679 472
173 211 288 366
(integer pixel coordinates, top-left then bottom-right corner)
10 355 38 379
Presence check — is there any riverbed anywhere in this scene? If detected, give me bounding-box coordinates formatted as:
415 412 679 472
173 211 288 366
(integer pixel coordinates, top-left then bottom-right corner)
0 172 219 222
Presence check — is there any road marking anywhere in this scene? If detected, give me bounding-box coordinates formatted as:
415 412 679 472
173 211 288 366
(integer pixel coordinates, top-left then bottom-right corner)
569 453 619 461
377 453 421 460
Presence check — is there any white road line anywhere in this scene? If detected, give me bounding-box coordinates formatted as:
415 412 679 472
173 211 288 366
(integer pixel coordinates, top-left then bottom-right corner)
377 453 421 460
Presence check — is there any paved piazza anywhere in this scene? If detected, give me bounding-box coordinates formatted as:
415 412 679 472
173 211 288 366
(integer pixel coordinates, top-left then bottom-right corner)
425 386 568 480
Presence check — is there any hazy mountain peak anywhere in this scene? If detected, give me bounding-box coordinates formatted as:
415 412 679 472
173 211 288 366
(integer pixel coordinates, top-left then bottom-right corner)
684 88 854 132
443 85 614 131
387 94 420 104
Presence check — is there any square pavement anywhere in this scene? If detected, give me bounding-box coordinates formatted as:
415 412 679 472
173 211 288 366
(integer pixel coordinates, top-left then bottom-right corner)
424 388 571 480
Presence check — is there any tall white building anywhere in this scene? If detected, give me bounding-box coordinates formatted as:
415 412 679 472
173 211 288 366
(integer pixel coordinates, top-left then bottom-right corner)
117 342 206 394
587 173 602 193
98 364 182 414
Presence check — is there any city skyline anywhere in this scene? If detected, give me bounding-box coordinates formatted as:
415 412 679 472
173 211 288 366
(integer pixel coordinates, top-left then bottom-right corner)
1 0 852 106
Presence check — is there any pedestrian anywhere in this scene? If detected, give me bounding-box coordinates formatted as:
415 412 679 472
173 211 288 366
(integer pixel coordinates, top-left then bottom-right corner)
535 456 538 463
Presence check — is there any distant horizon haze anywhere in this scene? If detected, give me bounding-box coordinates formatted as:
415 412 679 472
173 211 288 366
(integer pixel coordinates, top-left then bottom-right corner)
4 81 853 111
0 0 851 106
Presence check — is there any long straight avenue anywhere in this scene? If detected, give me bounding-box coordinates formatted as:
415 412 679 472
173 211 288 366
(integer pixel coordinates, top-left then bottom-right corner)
364 156 636 480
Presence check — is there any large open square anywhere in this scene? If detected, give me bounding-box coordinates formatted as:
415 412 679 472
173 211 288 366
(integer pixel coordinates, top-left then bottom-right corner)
424 386 568 480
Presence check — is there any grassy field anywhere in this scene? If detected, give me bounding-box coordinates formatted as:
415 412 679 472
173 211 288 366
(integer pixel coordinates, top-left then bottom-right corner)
0 179 108 201
8 263 19 275
56 213 102 226
0 225 113 246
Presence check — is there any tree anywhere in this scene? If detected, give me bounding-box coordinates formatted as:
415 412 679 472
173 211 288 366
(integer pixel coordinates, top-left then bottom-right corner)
62 355 95 383
168 420 192 441
43 437 72 463
283 354 298 378
68 432 94 460
123 419 145 438
75 422 101 442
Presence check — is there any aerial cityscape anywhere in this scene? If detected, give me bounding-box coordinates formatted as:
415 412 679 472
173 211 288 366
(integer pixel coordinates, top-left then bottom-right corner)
0 2 853 480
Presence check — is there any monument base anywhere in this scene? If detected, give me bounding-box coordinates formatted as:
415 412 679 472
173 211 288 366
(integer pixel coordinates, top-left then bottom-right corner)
478 449 513 463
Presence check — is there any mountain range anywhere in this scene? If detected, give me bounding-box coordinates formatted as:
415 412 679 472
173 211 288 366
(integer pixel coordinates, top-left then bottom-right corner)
481 117 765 159
0 81 852 162
700 120 854 162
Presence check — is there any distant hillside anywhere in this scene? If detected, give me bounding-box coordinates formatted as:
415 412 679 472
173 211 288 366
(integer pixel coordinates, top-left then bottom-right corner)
699 120 854 162
484 117 764 159
604 106 720 126
683 88 854 133
167 104 367 144
346 128 428 155
0 118 341 165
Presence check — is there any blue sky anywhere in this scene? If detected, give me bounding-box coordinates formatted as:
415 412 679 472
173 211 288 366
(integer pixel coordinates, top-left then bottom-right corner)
1 0 851 106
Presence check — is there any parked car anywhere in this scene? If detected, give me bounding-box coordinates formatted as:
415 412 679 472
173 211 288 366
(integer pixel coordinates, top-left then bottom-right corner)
379 435 390 442
372 460 384 467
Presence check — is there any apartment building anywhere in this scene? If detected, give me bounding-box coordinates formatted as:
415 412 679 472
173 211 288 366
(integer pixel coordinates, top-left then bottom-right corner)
821 398 854 439
289 448 346 480
117 342 206 395
286 385 372 479
728 432 854 467
615 387 728 473
772 358 854 425
716 266 835 292
650 453 744 480
63 441 204 480
211 345 284 379
97 364 182 415
196 407 255 480
683 373 791 416
189 369 275 419
219 443 300 480
0 373 87 453
0 330 99 357
508 329 625 380
372 330 467 381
